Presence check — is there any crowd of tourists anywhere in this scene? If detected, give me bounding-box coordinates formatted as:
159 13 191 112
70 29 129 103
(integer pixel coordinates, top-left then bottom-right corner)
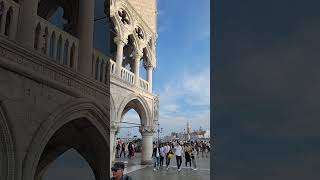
116 141 137 159
152 140 210 172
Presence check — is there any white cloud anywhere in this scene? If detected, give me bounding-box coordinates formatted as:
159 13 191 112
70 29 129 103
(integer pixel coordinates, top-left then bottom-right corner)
156 67 211 136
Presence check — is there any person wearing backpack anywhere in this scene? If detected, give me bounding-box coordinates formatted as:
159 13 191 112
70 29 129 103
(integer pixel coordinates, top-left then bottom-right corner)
111 162 133 180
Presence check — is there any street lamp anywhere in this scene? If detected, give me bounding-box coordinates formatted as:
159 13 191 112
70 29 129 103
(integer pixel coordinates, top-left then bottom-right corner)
157 123 163 147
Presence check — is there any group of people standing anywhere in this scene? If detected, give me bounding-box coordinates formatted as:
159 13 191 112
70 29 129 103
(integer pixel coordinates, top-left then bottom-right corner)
116 141 136 159
152 140 210 172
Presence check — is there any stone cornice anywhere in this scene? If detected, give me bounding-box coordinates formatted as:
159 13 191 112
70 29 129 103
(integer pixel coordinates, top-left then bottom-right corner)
0 37 109 101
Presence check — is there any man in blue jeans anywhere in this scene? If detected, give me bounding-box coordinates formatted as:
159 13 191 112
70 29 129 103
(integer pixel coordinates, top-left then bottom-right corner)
152 143 160 171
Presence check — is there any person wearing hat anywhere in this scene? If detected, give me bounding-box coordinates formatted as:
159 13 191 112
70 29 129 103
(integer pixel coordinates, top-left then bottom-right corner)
111 162 133 180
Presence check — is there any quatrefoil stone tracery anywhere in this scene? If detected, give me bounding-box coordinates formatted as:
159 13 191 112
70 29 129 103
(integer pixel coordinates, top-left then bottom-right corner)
135 27 144 40
118 9 130 25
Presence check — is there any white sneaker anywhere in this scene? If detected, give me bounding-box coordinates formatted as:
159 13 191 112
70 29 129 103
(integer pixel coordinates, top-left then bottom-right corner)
178 168 181 172
166 167 169 170
193 168 198 171
153 168 156 171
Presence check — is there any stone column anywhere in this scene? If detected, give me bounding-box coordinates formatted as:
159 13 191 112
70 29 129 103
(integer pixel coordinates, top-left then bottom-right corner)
16 0 38 49
110 127 118 168
78 0 95 77
96 60 101 81
146 64 154 93
139 126 155 165
134 51 143 86
115 37 127 77
102 60 107 83
92 57 97 79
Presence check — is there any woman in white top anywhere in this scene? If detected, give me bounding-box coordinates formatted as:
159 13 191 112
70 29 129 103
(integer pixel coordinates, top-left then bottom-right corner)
175 142 183 171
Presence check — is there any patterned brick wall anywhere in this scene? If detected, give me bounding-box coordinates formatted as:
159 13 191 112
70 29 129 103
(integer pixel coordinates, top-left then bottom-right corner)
128 0 157 33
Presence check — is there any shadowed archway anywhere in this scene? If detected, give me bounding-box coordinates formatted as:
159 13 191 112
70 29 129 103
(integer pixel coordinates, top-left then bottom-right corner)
22 99 110 180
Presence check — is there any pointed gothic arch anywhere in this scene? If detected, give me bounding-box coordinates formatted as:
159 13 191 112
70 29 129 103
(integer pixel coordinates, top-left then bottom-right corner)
22 99 110 180
0 103 15 180
117 94 151 126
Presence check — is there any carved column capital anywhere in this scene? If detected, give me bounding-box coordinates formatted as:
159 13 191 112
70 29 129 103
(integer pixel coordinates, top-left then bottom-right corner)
133 50 143 60
143 60 154 70
110 122 120 133
114 36 127 46
139 125 156 134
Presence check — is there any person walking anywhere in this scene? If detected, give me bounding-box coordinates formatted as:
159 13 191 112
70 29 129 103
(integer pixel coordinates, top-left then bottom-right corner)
201 141 206 158
152 143 160 171
128 142 132 159
116 142 121 158
166 148 174 170
120 142 126 158
190 143 197 170
159 143 165 168
184 143 192 168
164 142 170 169
175 141 183 171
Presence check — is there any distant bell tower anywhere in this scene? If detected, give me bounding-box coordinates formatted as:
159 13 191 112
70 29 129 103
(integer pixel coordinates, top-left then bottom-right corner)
187 121 191 140
127 0 157 34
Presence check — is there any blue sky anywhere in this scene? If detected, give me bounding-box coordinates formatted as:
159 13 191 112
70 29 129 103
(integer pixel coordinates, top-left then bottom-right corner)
118 0 210 138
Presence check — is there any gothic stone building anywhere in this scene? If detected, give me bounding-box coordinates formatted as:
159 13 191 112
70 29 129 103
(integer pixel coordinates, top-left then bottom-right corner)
0 0 158 179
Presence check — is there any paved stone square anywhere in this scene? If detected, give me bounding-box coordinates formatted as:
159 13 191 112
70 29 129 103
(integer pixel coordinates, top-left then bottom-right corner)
115 153 211 180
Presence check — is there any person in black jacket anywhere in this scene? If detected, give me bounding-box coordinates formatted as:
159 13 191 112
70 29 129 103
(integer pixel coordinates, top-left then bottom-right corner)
116 142 121 158
152 143 160 171
120 142 126 158
111 162 133 180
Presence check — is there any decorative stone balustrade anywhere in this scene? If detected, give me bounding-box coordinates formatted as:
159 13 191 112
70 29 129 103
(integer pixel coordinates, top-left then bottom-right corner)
34 16 79 71
109 59 116 74
139 78 149 91
120 67 135 84
92 49 107 83
0 0 19 40
109 59 150 92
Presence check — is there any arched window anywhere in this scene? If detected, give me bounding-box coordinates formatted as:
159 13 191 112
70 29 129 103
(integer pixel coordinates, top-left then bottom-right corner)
4 7 13 36
70 43 75 68
34 23 41 50
56 36 62 62
63 40 69 65
41 27 48 54
49 32 56 58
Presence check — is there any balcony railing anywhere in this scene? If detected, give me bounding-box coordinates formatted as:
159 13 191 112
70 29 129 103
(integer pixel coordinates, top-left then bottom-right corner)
120 67 135 84
34 16 79 71
0 0 19 40
109 60 150 92
109 59 116 74
139 78 149 91
92 49 107 84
